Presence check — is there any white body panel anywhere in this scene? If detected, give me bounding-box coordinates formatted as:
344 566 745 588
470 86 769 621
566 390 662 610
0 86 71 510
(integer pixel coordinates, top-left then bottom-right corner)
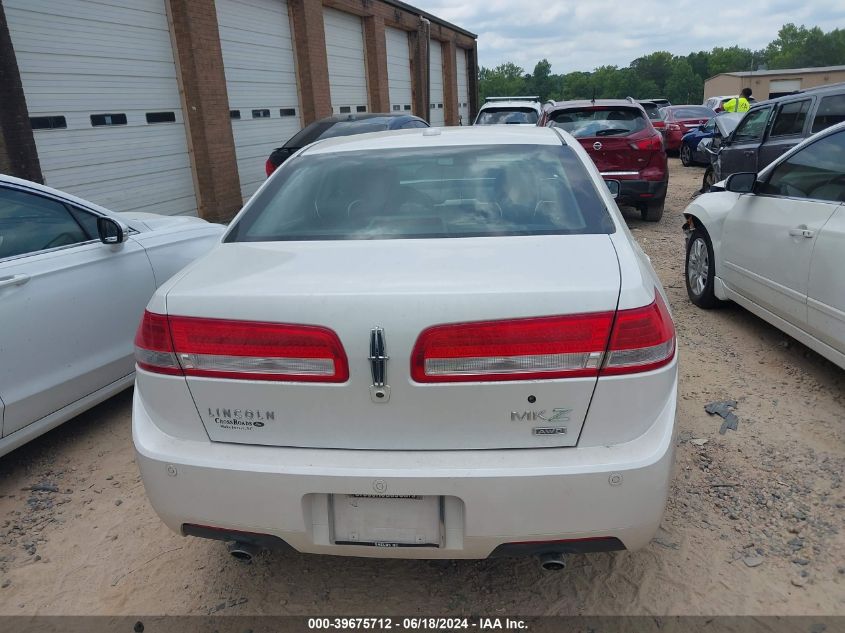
323 8 368 114
216 0 301 201
385 27 413 114
134 126 678 558
0 176 224 457
429 41 445 126
4 0 198 216
683 122 845 369
456 48 470 125
807 206 845 355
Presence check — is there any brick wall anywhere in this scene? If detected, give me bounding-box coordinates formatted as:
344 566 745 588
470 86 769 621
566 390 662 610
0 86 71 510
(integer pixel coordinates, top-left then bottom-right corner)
0 0 42 182
167 0 242 222
290 0 333 124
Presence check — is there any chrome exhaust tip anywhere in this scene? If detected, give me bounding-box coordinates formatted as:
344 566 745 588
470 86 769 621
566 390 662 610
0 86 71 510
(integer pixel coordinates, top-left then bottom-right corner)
539 552 566 571
226 540 260 563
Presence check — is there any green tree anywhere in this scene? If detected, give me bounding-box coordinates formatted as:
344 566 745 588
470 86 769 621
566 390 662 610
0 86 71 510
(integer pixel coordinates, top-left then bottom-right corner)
708 46 755 76
630 51 675 93
665 59 703 104
478 62 527 102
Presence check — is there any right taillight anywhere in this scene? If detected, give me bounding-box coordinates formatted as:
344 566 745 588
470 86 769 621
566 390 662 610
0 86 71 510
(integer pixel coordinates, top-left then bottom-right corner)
601 291 675 375
265 158 277 178
630 134 663 151
134 311 349 382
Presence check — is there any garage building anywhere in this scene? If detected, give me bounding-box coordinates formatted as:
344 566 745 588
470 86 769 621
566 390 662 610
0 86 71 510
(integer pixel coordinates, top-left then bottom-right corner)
704 65 845 101
0 0 478 220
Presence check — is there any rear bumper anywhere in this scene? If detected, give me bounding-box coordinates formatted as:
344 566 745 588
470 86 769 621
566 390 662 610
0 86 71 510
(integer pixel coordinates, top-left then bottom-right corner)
603 177 668 206
133 383 677 560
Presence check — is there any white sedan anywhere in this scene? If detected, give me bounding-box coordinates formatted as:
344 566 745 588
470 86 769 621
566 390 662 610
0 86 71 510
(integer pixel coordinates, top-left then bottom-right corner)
134 126 678 566
0 175 225 458
683 121 845 369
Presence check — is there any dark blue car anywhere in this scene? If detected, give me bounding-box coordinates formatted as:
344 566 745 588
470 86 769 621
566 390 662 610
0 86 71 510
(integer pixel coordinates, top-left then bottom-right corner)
680 113 744 167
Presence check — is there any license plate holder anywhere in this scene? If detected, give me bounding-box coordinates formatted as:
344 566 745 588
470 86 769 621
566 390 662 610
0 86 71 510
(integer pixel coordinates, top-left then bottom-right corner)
330 494 442 548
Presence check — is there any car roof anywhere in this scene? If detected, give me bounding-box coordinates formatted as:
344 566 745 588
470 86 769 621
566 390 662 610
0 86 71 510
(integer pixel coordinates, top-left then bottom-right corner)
546 99 645 110
478 100 541 110
300 126 563 155
318 112 420 123
749 81 845 108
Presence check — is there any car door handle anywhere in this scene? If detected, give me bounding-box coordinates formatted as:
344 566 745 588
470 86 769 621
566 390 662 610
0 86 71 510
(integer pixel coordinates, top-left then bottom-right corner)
788 227 815 238
0 274 30 289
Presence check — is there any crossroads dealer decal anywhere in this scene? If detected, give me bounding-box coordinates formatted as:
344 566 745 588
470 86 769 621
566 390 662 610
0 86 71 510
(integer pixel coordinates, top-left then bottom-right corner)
206 407 275 431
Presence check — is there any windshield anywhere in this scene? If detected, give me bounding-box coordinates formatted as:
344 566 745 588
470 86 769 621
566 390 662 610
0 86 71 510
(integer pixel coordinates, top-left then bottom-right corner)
668 106 714 119
548 108 647 138
475 108 539 125
226 145 615 242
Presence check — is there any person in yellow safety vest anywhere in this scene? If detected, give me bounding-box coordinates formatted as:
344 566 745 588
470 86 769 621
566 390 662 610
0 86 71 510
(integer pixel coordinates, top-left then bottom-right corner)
723 88 753 113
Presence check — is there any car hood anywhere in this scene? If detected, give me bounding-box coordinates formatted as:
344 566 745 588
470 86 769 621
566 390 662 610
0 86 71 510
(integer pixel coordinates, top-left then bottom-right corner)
116 212 216 232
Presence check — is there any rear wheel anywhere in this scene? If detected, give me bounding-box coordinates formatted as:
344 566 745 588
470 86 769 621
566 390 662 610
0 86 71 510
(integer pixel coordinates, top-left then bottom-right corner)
701 166 715 192
685 228 723 308
640 198 665 222
680 144 693 166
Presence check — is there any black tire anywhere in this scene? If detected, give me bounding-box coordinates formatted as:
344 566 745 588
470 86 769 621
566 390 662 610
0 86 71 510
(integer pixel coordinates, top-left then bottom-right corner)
680 144 693 167
685 227 723 309
640 198 665 222
701 166 715 193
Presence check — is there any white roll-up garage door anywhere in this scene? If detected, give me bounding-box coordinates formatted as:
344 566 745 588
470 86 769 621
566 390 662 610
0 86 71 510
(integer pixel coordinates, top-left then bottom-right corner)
216 0 301 201
386 27 413 113
4 0 197 216
323 8 368 115
456 48 469 126
429 40 445 126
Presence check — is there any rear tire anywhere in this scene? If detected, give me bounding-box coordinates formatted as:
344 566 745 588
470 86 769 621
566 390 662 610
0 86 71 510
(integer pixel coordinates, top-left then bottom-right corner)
680 144 693 166
640 198 665 222
701 166 715 193
685 228 723 309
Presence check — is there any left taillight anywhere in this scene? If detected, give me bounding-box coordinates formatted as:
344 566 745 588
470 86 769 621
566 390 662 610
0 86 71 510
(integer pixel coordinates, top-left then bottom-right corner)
264 158 277 178
134 311 349 382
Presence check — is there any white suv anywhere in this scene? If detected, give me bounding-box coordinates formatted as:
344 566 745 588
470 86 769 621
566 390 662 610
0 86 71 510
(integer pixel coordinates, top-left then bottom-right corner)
133 126 678 565
473 96 543 126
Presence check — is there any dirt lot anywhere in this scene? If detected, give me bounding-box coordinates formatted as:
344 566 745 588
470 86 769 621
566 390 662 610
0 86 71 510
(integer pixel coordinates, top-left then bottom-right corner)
0 159 842 616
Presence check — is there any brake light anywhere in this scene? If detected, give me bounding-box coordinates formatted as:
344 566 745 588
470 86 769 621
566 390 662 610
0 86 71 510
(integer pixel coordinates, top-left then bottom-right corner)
630 134 663 151
265 158 277 177
410 291 674 383
602 291 675 375
134 311 348 382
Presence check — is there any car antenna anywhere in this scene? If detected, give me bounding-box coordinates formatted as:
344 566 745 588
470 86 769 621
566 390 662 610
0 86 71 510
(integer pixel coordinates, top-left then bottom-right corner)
591 86 596 105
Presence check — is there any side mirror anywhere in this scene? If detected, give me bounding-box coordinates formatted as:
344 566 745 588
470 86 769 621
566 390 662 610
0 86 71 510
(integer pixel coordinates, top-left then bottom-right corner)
725 172 757 194
604 179 621 199
97 216 127 244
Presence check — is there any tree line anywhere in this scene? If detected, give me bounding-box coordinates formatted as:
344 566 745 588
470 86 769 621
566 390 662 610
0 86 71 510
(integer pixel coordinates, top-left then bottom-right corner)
479 24 845 105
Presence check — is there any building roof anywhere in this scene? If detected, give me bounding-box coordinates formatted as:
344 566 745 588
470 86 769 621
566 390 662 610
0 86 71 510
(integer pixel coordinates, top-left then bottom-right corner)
708 65 845 80
384 0 477 39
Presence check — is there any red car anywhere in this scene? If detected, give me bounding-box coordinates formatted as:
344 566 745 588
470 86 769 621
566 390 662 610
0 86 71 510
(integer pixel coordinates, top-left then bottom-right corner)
660 105 716 152
539 99 668 221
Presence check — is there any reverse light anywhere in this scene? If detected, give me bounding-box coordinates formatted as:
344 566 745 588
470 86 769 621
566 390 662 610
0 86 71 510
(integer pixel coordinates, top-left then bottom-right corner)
410 291 675 383
134 311 348 382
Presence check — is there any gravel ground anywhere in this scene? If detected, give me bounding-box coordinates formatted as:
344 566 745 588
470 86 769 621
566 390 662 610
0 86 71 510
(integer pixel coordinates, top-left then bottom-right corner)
0 159 842 615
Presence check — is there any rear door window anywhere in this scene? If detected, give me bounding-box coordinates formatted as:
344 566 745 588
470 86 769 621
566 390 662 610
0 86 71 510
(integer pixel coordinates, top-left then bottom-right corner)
548 108 646 137
770 99 811 137
811 94 845 133
226 145 615 242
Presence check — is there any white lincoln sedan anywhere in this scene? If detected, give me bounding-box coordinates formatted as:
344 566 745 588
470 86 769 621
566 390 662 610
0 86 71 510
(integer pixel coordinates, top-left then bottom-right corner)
0 176 224 458
134 126 678 566
683 121 845 370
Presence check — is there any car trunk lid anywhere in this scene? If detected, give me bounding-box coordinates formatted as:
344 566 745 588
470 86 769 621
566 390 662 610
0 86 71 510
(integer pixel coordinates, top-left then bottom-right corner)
163 236 622 450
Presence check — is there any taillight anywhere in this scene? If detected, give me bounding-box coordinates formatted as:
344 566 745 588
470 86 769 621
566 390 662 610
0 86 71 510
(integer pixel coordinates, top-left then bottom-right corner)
602 291 675 375
134 311 348 382
630 134 663 151
411 313 615 383
667 123 681 132
410 291 674 383
265 158 277 178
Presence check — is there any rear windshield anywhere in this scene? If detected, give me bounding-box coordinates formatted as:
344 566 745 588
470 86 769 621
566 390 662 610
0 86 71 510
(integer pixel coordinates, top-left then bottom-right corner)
640 103 662 120
547 107 647 138
225 145 615 242
475 108 539 125
667 106 714 119
284 119 392 148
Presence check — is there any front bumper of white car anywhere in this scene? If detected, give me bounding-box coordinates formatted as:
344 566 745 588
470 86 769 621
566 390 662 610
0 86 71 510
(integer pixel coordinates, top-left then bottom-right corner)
133 382 677 560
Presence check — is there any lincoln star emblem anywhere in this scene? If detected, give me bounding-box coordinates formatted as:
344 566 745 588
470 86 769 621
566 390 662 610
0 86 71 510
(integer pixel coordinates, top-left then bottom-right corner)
368 327 390 403
593 141 602 151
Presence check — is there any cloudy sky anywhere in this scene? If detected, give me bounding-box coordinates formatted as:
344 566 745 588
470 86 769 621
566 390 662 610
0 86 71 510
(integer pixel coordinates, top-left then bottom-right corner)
415 1 845 74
